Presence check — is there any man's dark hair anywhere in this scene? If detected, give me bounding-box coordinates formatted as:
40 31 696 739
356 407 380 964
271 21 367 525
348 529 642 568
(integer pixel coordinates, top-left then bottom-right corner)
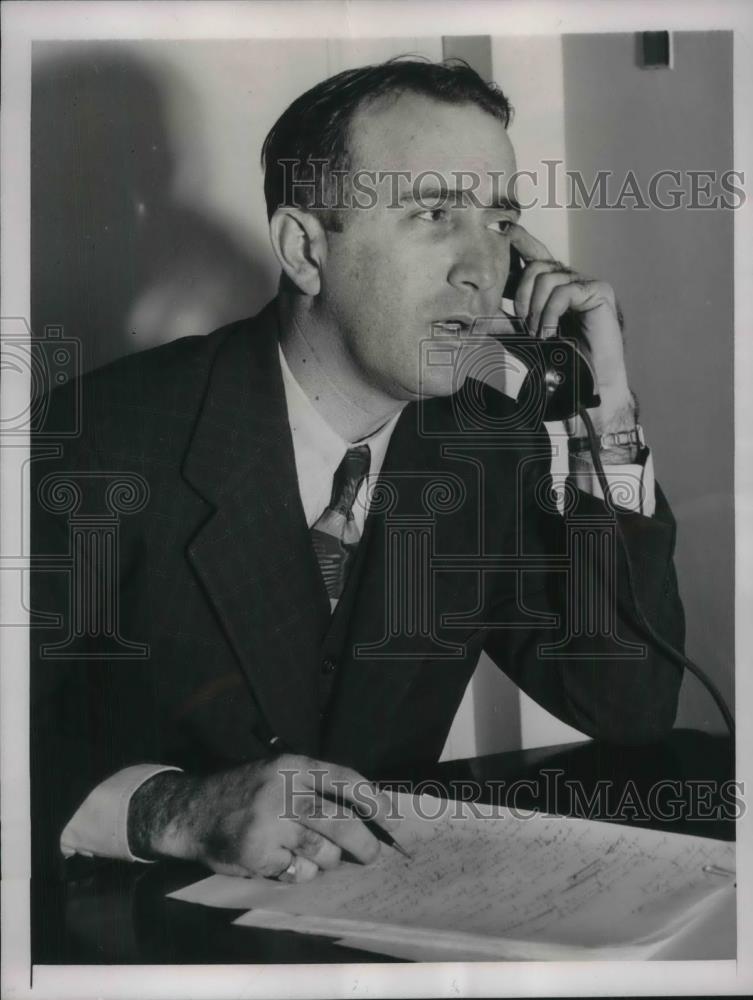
261 57 513 229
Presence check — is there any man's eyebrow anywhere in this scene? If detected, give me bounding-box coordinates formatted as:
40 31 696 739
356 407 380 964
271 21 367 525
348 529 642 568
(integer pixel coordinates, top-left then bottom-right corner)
398 185 521 214
489 193 522 215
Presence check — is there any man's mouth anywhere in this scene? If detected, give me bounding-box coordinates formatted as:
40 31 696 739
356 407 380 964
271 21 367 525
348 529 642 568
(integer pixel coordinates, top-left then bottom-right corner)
431 317 473 336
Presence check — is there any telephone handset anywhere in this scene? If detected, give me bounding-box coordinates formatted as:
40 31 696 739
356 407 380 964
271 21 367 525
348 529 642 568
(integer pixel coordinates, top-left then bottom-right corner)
499 246 601 422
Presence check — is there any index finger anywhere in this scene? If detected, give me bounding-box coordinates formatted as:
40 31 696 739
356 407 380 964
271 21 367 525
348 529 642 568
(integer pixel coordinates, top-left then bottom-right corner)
300 758 397 831
510 223 556 265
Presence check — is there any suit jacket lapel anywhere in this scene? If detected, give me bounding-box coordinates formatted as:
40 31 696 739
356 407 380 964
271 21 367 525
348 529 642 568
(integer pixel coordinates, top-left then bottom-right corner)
182 303 329 755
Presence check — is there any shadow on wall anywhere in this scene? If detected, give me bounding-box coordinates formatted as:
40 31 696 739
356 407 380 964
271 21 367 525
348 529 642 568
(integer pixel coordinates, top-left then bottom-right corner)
31 46 277 375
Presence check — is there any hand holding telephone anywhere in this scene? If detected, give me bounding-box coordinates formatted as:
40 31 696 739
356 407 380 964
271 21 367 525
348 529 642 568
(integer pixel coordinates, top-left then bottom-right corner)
498 237 734 738
499 245 601 422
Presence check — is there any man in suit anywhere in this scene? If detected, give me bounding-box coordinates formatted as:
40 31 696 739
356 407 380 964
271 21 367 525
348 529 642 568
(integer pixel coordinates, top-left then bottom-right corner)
31 59 684 885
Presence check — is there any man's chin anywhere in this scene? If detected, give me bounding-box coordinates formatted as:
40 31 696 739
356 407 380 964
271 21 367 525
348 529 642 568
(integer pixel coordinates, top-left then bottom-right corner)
414 366 469 400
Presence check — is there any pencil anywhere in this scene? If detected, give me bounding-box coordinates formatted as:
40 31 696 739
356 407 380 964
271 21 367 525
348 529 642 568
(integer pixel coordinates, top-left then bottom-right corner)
387 835 413 860
368 819 412 860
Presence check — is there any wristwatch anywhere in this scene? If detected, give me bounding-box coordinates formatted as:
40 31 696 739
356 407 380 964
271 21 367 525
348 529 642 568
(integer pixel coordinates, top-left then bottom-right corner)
568 424 646 455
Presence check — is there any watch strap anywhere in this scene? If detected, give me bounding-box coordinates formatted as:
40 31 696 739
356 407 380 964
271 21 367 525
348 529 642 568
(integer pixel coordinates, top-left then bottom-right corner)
568 424 646 455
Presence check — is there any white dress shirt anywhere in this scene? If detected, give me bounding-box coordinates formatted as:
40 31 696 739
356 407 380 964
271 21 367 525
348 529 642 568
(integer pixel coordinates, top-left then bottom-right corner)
59 345 655 862
278 344 403 533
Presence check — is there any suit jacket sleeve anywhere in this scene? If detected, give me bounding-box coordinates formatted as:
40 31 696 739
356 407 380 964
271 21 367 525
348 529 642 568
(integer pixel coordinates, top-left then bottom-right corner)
30 383 173 876
482 428 685 745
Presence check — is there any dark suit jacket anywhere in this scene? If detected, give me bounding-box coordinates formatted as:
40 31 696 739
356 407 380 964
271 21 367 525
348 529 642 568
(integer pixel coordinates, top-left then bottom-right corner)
30 301 685 874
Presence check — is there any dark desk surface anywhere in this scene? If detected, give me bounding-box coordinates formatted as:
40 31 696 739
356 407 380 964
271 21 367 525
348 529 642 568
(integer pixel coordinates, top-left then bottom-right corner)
33 728 735 965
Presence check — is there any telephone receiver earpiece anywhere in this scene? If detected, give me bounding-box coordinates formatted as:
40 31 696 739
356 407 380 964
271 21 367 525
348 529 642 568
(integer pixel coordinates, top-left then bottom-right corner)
499 246 600 422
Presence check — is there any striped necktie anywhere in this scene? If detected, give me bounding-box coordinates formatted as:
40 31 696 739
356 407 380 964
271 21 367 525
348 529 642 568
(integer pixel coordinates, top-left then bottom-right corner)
311 445 371 607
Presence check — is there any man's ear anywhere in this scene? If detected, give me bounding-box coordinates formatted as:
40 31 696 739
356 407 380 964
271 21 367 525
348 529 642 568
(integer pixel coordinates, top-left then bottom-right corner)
269 207 327 296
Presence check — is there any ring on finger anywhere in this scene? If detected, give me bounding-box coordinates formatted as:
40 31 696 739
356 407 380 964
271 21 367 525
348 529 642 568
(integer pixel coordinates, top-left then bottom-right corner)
278 853 321 884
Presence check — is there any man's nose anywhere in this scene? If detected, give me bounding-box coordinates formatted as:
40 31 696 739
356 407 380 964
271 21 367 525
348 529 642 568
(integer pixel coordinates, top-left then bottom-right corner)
447 245 502 295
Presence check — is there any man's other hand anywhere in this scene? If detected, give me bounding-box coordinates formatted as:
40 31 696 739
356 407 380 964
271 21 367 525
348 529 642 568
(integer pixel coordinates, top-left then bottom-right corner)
127 755 396 882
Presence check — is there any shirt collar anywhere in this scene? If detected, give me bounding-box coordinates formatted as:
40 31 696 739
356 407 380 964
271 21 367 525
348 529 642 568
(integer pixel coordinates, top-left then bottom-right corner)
278 343 402 528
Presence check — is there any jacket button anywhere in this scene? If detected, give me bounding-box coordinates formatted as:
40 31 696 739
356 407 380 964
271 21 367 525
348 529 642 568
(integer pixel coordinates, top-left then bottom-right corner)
322 657 337 674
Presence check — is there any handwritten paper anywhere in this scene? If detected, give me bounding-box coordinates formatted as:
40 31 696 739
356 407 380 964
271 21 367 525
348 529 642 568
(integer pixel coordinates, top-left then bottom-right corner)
169 793 735 961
